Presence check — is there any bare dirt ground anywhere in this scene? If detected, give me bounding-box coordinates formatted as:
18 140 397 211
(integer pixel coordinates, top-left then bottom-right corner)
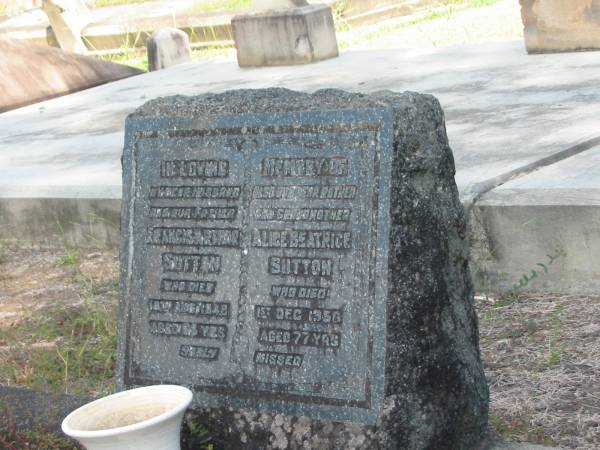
1 246 599 448
0 246 119 396
0 246 118 328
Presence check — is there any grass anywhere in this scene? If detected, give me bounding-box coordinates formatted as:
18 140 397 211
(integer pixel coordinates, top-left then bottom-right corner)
93 0 157 7
57 250 80 267
86 27 151 71
0 240 8 264
545 340 566 365
0 245 221 449
489 413 555 446
97 49 149 71
0 409 81 450
182 421 214 450
478 293 600 448
96 43 234 72
189 0 252 15
191 45 234 61
337 0 501 48
0 300 117 396
543 305 567 366
0 405 212 450
0 273 118 397
1 252 598 449
94 0 251 12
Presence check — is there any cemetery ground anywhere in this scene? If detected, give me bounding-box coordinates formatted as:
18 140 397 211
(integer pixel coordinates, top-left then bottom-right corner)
0 245 599 449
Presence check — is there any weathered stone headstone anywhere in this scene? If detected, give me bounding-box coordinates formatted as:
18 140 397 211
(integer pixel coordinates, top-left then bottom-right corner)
231 4 338 67
147 28 192 72
118 88 489 449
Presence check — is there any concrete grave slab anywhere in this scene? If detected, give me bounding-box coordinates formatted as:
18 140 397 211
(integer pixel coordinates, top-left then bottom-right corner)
1 42 598 200
1 41 599 293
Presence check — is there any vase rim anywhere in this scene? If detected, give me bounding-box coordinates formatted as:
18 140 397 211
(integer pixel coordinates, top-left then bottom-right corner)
62 384 193 439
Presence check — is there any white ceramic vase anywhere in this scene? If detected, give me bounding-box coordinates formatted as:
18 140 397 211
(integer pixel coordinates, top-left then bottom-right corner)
61 385 193 450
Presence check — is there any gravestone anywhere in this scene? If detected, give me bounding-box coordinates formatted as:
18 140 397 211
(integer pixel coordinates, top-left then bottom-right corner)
117 88 489 449
520 0 600 53
231 4 338 67
147 28 192 72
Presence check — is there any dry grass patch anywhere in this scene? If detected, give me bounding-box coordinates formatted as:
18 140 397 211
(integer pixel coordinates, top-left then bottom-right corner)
478 293 600 449
0 247 119 397
1 246 599 448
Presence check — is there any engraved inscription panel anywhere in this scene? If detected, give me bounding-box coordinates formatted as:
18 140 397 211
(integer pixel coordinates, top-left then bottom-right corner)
122 111 392 423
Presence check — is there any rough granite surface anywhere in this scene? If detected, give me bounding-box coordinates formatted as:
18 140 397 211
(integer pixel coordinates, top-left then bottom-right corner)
127 88 489 449
0 385 90 434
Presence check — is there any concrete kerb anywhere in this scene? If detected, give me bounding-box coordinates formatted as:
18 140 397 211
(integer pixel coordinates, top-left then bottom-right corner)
462 135 600 210
465 136 600 293
469 143 600 294
0 198 121 249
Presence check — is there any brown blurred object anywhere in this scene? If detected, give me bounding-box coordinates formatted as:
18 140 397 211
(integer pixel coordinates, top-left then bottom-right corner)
0 36 142 113
520 0 600 53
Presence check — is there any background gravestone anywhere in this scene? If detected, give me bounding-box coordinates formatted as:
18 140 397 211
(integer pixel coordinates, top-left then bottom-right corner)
231 4 339 67
118 88 489 449
520 0 600 53
147 28 192 72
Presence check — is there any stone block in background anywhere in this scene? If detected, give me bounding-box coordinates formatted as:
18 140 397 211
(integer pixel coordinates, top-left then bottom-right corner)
231 4 338 67
520 0 600 53
118 88 489 449
147 27 192 72
0 37 142 113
